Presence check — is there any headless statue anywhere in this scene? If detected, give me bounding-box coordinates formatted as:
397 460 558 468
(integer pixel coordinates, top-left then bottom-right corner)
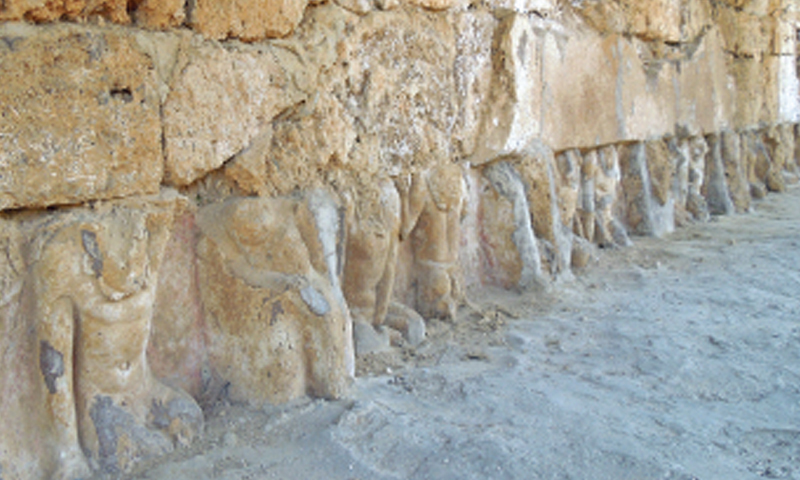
31 194 202 478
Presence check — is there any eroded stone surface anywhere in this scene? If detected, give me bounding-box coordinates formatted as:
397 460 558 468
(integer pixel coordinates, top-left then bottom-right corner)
196 195 353 405
26 193 202 477
190 0 309 41
0 24 162 211
163 44 303 186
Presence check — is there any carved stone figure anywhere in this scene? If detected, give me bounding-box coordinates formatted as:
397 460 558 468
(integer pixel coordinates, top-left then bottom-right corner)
398 164 466 321
196 192 353 406
30 193 202 478
341 177 425 355
594 145 631 247
685 136 710 221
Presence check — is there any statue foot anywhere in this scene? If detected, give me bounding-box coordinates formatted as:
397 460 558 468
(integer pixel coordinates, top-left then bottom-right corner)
52 448 92 480
148 381 204 447
385 302 426 347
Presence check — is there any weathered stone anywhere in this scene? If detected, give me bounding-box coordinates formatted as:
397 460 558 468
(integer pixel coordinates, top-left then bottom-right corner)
223 91 355 198
406 0 461 10
0 24 162 211
335 0 373 14
0 217 53 480
398 164 466 320
453 10 496 157
593 145 631 246
337 9 456 174
481 0 554 15
26 192 202 477
190 0 308 41
340 177 405 353
149 211 206 399
554 150 581 233
716 5 770 57
483 161 547 290
163 44 303 186
576 150 597 242
570 235 597 270
131 0 186 29
197 194 353 406
619 141 674 237
0 0 184 26
684 136 710 221
0 0 129 23
472 13 540 163
703 133 736 215
719 130 751 212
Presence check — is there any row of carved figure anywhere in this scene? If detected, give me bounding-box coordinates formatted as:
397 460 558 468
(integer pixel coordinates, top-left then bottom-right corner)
0 123 797 479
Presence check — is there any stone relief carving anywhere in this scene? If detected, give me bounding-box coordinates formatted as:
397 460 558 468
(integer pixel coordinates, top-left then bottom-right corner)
398 164 467 321
342 177 425 355
28 193 202 478
196 193 354 406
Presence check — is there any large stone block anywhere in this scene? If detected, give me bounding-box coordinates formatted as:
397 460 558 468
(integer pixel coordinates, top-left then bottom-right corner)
337 9 456 174
472 13 541 162
0 24 163 211
163 44 302 186
540 25 620 149
189 0 309 41
0 0 184 28
452 11 496 158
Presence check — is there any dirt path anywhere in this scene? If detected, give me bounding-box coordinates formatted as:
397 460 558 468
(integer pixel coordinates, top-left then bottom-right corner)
129 187 800 480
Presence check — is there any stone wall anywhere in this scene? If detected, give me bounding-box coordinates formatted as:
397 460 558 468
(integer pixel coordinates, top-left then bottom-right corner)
1 0 799 477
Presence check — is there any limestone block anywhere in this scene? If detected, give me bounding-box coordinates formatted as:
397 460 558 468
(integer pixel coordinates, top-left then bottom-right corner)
675 27 736 135
398 164 466 320
729 54 781 128
131 0 186 29
163 44 302 186
480 0 554 14
453 11 496 157
618 0 681 42
190 0 308 41
225 92 355 197
197 195 353 406
0 24 162 211
26 193 202 477
572 0 691 42
335 0 373 14
540 25 621 149
0 0 184 26
472 13 540 163
702 133 736 215
619 142 674 237
720 130 752 212
716 5 770 56
0 0 128 23
406 0 460 10
338 9 456 174
483 161 547 290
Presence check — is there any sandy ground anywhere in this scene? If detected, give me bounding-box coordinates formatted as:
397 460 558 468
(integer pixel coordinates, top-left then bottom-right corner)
124 187 800 480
